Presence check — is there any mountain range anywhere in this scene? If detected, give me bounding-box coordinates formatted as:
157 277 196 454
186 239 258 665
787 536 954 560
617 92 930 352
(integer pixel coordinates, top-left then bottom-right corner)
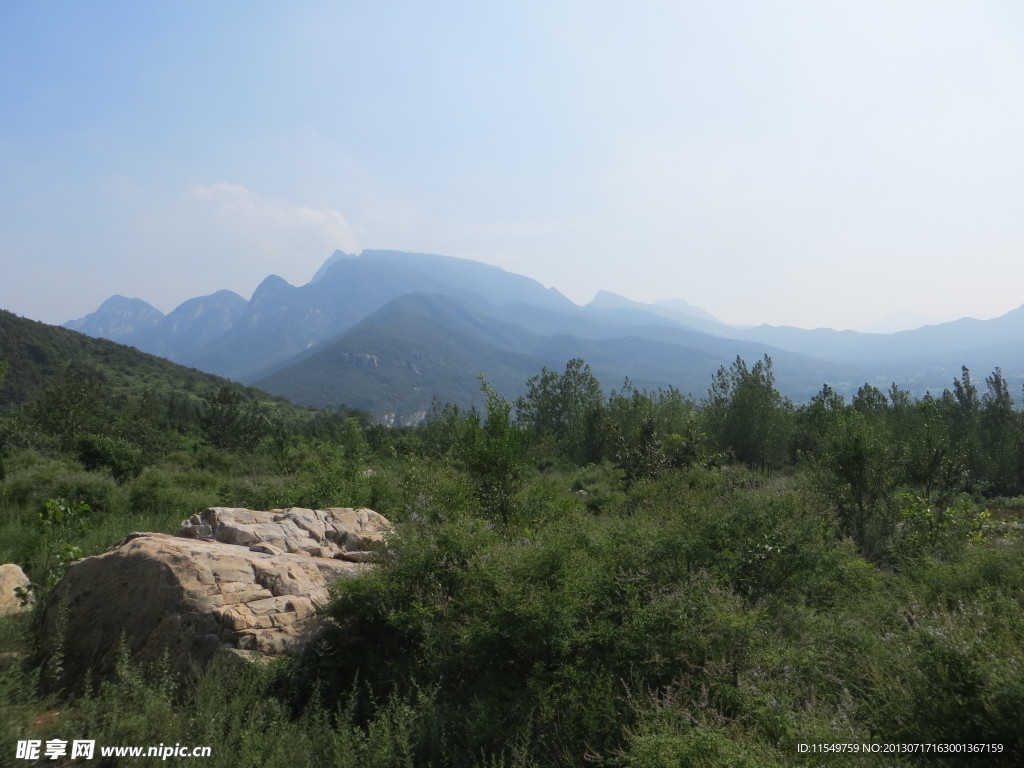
62 250 1024 423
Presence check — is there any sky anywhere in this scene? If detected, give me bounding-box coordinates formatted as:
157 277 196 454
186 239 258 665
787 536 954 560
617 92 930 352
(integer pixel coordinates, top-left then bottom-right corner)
2 0 1023 332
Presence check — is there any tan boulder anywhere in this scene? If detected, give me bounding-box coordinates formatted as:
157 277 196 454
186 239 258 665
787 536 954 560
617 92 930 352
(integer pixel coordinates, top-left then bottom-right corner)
178 506 392 561
42 506 390 682
0 564 31 616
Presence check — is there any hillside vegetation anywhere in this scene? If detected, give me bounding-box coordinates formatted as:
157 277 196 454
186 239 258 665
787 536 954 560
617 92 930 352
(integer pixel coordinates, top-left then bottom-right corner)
0 310 235 408
1 324 1022 766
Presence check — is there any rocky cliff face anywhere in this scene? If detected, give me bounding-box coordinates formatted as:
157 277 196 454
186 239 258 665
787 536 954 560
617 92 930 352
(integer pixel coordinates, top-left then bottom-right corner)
41 507 392 683
155 290 249 355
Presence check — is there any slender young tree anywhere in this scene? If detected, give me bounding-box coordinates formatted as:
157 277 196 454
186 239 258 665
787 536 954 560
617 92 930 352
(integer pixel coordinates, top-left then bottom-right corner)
981 368 1020 494
467 378 526 527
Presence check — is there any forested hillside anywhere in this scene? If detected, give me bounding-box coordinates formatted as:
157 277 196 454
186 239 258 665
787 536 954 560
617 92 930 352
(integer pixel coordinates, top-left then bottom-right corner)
0 310 232 408
1 324 1022 766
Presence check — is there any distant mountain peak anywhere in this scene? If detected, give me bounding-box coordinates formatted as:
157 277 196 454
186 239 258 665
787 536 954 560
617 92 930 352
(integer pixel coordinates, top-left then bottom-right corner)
251 274 293 303
168 289 247 314
654 298 720 324
311 250 356 283
64 295 164 340
585 291 724 329
587 290 632 309
94 294 161 314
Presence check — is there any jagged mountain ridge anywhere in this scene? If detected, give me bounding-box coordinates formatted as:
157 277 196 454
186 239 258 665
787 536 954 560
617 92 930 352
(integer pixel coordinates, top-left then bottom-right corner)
62 249 1024 420
65 250 580 380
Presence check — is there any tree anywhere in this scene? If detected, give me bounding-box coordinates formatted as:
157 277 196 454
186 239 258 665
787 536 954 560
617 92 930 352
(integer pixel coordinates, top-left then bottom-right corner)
515 358 603 464
466 378 526 527
793 384 845 458
420 397 474 459
852 383 888 415
76 434 144 482
888 382 913 411
813 407 897 556
199 386 268 451
606 381 663 485
900 395 962 505
29 366 108 448
981 368 1020 494
939 367 983 491
603 382 706 485
704 356 791 474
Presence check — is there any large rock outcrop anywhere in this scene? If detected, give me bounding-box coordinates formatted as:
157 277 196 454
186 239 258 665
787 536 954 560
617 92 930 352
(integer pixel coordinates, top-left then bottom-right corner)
177 506 391 563
0 564 31 617
41 507 391 681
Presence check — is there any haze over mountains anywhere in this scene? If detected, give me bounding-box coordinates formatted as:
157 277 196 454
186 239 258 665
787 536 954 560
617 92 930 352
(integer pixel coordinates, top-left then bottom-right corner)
64 250 1024 424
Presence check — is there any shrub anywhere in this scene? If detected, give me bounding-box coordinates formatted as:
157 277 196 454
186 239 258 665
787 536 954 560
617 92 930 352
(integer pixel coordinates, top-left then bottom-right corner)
306 502 800 763
51 472 122 516
76 433 145 482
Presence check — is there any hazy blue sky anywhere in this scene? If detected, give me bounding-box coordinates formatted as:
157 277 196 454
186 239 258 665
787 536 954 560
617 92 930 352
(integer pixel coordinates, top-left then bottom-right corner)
2 1 1023 330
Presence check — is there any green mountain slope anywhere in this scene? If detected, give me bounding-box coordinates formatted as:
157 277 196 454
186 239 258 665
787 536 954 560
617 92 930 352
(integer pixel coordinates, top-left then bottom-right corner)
0 309 278 410
251 295 549 422
252 294 844 422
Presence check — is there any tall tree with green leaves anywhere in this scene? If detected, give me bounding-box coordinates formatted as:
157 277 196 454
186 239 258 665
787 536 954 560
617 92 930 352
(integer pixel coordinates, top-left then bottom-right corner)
30 365 109 449
606 380 663 484
705 355 791 474
852 383 888 415
940 366 983 492
467 378 526 527
515 358 603 464
900 394 962 505
981 368 1020 494
199 386 268 451
811 406 897 557
793 383 845 458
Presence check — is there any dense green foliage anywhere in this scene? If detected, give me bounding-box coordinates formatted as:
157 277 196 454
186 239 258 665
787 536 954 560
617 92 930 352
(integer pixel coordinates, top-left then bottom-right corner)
1 327 1023 766
0 310 235 408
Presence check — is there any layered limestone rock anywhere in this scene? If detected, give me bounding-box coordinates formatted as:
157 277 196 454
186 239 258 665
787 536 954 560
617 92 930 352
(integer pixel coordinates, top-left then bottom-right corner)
41 507 392 681
177 506 391 563
0 564 31 617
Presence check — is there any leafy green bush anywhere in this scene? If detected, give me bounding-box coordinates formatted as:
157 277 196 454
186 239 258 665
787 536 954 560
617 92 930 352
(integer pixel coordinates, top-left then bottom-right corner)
199 386 270 452
51 472 122 516
31 497 90 588
621 717 788 768
306 492 855 763
855 548 1024 763
76 433 145 482
26 647 450 768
